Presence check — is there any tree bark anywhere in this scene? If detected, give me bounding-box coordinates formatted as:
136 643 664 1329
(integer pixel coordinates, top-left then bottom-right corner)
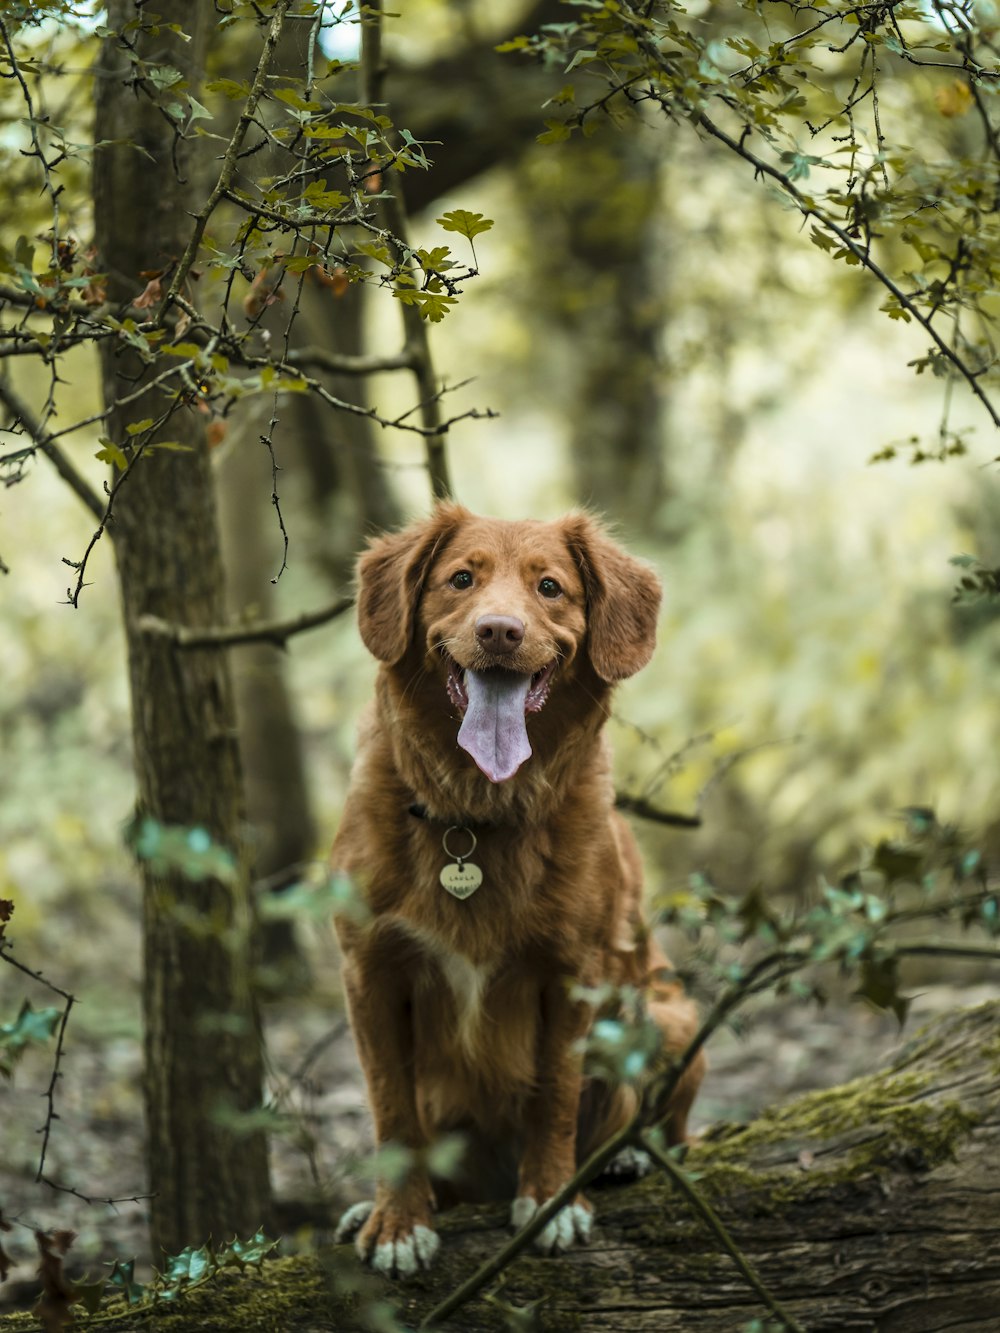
92 3 271 1256
3 1002 995 1331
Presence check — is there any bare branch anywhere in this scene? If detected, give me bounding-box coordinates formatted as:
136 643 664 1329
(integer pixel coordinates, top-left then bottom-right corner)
614 793 702 828
136 594 354 649
158 0 292 316
0 379 106 521
286 343 416 375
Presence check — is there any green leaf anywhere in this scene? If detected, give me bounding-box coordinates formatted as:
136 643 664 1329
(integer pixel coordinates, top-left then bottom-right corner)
393 287 458 322
96 439 128 471
537 119 573 145
74 1279 109 1315
185 96 213 122
0 1000 61 1075
495 35 531 53
435 209 495 242
124 816 239 886
856 956 910 1026
204 78 250 99
107 1258 146 1306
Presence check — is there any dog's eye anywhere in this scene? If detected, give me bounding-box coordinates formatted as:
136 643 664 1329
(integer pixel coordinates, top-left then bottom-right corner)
450 570 474 590
538 577 562 599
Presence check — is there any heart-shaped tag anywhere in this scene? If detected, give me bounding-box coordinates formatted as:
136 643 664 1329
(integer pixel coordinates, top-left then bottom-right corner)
439 861 483 900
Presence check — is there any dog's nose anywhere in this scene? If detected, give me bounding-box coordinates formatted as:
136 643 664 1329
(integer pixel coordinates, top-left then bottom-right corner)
475 615 525 655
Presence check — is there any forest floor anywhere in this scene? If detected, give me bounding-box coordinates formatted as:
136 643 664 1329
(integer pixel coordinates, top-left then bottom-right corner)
3 914 997 1316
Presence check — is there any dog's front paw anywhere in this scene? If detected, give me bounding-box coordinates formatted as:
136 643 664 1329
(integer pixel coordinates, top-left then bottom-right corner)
602 1145 653 1180
510 1193 593 1254
335 1199 439 1278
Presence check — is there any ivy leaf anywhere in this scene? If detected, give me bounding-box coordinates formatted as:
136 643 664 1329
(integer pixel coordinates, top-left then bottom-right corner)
856 956 910 1026
871 839 924 884
73 1279 109 1315
107 1258 145 1306
0 1000 61 1076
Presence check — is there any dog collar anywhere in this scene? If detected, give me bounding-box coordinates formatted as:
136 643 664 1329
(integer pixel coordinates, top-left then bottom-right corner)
407 805 484 900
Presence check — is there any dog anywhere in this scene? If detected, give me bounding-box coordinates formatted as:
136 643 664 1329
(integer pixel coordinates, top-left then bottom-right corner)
331 504 704 1276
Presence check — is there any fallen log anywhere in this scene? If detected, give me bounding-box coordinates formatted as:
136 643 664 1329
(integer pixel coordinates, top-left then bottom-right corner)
1 1001 997 1331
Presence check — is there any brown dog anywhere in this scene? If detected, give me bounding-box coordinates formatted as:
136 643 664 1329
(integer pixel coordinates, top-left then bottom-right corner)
332 504 703 1276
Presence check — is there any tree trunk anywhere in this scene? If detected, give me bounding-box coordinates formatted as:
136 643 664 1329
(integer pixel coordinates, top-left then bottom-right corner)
92 3 271 1256
3 1002 994 1331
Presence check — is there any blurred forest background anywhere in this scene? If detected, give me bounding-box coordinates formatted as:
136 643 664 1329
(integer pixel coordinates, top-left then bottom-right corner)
2 0 1000 1291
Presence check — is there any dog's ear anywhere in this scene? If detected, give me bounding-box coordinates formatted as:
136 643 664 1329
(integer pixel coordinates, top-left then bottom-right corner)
356 503 470 663
562 512 662 681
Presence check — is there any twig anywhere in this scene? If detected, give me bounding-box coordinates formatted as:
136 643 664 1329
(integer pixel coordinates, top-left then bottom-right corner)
419 948 801 1330
0 379 106 522
693 109 1000 430
640 1129 807 1333
418 1121 634 1330
158 0 292 317
286 344 416 375
614 793 701 827
359 0 454 502
136 594 354 648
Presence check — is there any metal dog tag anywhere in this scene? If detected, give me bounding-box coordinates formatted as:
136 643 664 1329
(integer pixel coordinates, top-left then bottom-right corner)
440 826 483 900
439 860 483 899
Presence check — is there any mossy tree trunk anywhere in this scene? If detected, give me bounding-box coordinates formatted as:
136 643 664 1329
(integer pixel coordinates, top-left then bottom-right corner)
4 1003 995 1331
92 3 271 1256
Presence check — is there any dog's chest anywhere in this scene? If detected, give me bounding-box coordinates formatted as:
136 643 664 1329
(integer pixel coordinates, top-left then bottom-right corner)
391 917 496 1051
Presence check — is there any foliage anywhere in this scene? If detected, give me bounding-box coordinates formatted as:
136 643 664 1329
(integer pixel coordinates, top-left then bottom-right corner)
29 1228 278 1330
418 803 999 1331
505 0 1000 432
0 0 491 592
2 1 1000 1329
0 999 60 1078
124 817 240 887
950 550 1000 602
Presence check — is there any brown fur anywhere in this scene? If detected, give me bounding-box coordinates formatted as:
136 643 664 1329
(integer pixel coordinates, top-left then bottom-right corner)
332 505 704 1269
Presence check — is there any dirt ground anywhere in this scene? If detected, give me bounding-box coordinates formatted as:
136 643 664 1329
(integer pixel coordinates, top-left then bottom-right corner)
3 923 996 1314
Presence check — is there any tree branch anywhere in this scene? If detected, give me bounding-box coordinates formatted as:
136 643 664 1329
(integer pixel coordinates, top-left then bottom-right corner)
692 108 1000 430
614 793 702 827
0 380 106 522
158 0 292 316
136 595 354 649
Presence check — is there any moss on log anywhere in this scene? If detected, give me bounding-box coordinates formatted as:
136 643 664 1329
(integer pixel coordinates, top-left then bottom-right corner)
2 1002 998 1332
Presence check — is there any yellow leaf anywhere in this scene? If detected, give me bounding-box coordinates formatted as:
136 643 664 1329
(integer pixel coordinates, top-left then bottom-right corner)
935 79 973 118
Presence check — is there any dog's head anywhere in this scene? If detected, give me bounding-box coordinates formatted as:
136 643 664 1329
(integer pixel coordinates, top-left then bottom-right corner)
356 504 661 782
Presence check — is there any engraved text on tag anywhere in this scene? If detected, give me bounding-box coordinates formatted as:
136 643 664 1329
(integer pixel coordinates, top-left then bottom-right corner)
439 861 483 899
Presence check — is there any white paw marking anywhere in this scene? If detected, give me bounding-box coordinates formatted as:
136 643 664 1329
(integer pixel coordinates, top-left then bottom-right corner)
372 1235 411 1277
510 1194 592 1254
367 1223 440 1278
413 1224 440 1268
334 1200 374 1243
604 1146 653 1179
510 1195 538 1229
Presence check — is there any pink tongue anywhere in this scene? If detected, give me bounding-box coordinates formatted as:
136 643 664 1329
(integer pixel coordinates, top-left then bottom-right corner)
457 669 533 783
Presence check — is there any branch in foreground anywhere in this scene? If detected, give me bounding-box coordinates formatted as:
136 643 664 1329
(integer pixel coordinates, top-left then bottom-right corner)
692 109 1000 430
614 793 701 828
136 595 354 649
0 380 106 522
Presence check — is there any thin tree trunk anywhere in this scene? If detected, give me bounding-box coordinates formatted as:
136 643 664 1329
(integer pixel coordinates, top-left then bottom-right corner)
92 3 271 1256
517 126 671 530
